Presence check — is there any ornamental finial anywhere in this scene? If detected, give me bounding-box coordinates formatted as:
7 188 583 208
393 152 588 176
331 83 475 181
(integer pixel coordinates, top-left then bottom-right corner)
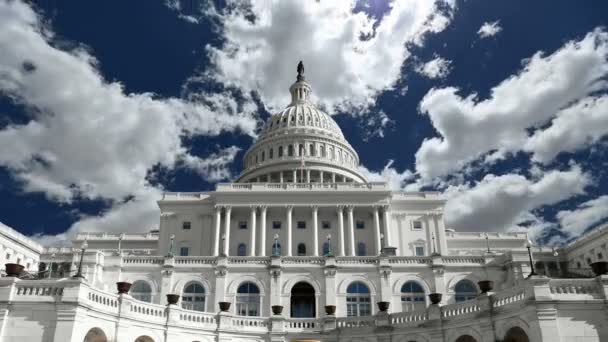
297 61 305 81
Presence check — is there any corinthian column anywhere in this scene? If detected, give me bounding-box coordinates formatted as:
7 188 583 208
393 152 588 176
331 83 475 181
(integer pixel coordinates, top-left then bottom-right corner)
382 205 392 247
347 205 355 256
286 205 293 256
373 206 381 255
250 206 257 256
259 206 267 256
224 206 232 256
213 205 222 256
337 206 345 256
312 206 319 256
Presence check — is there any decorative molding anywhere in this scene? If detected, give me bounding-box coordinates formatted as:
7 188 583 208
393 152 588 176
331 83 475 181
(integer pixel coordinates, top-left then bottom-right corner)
160 212 176 218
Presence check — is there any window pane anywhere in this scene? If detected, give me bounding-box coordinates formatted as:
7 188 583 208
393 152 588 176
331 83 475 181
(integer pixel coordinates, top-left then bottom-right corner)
182 221 191 230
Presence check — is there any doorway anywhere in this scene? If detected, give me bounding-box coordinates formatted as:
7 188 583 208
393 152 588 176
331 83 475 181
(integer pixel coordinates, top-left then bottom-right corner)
290 282 316 318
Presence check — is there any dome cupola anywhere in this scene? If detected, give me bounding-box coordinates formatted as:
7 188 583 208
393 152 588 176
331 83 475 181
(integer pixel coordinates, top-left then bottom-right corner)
236 62 367 184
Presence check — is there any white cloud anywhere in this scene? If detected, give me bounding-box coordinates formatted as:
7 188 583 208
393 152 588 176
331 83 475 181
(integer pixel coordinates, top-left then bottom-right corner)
358 160 414 190
524 96 608 163
202 0 455 114
416 28 608 180
164 0 201 24
416 56 452 79
477 20 502 39
0 1 256 239
556 195 608 237
443 165 590 234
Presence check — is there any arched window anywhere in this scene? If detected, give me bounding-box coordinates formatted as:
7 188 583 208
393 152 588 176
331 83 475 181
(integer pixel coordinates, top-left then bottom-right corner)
310 144 315 156
269 148 273 159
454 280 477 302
401 281 426 312
131 280 152 303
236 282 260 316
261 151 265 162
299 144 304 156
357 242 366 256
182 282 206 311
297 243 306 256
237 243 247 256
288 145 294 157
346 282 371 317
278 146 283 157
322 242 331 256
272 242 281 256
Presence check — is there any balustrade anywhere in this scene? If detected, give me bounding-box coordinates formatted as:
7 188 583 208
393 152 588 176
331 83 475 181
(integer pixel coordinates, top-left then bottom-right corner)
390 311 429 326
441 300 481 318
284 318 320 331
548 279 601 298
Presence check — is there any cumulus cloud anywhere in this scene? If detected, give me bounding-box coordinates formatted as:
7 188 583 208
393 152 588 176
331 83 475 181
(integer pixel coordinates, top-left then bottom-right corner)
358 160 414 190
0 1 256 239
477 20 502 39
416 55 452 79
443 165 590 235
202 0 455 114
556 195 608 237
416 28 608 180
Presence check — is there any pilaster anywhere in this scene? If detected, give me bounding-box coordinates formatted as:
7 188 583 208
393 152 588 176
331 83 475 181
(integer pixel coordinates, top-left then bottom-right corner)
159 256 175 302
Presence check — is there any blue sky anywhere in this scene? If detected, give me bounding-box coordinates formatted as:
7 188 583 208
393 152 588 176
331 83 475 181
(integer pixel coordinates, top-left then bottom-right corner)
0 0 607 246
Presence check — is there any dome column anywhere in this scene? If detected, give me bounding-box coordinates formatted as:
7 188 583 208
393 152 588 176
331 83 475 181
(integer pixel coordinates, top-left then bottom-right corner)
213 205 222 256
373 206 382 255
223 206 232 256
382 205 392 249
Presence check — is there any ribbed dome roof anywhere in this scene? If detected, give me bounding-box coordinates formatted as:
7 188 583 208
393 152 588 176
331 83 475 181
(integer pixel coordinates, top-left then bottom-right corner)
235 62 367 184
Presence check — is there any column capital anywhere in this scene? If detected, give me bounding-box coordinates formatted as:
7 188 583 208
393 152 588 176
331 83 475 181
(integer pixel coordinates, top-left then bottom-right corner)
259 204 268 212
213 205 223 211
336 204 345 212
346 205 354 212
380 204 390 211
311 205 319 211
224 205 232 211
286 205 294 211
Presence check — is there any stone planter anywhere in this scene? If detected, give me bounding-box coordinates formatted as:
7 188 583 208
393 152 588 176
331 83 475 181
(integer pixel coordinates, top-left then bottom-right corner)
324 305 336 315
376 301 390 312
429 293 442 305
590 261 608 276
166 294 180 305
219 301 231 312
271 305 283 315
116 282 132 294
4 263 24 277
478 280 494 293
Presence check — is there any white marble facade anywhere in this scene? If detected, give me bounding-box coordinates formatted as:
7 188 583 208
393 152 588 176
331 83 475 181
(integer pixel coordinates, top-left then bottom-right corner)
1 68 608 342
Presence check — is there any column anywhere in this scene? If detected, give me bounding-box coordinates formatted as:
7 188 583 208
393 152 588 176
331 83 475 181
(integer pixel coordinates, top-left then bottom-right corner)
286 205 293 256
213 206 222 256
347 205 355 256
259 206 267 256
280 171 284 183
332 173 336 183
306 169 311 183
382 205 392 247
320 171 324 183
337 206 345 256
250 206 257 256
292 169 297 184
373 206 381 254
434 213 448 255
312 206 319 256
223 206 232 256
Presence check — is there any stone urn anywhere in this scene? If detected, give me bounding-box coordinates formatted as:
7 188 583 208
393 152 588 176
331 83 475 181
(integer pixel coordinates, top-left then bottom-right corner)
116 281 132 294
166 294 180 305
590 261 608 276
218 301 231 312
324 305 336 315
376 301 390 312
429 293 442 305
271 305 283 315
4 263 24 277
478 280 494 293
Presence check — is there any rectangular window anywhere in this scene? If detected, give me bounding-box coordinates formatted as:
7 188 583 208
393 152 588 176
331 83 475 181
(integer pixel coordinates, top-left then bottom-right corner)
272 221 282 229
297 221 306 229
322 221 331 229
356 220 365 229
412 220 422 230
180 247 189 256
239 221 248 229
182 221 191 230
415 246 425 256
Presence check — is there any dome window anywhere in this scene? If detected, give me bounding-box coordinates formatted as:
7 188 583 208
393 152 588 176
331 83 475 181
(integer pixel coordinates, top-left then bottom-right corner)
269 148 274 159
278 146 284 157
288 145 294 157
310 144 315 156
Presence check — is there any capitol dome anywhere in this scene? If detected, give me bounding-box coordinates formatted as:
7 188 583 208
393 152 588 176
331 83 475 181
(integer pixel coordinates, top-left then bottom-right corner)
236 62 367 183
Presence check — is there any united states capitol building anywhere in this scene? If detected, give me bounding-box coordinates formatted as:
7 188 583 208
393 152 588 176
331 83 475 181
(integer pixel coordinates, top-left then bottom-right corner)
1 64 608 342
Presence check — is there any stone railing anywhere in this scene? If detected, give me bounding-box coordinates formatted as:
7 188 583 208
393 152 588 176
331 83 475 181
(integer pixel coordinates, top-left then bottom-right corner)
122 256 164 265
284 318 321 331
228 257 270 265
282 256 325 265
336 315 376 328
13 280 66 302
441 299 481 318
548 278 602 299
441 256 486 264
176 308 217 328
492 286 527 309
85 286 119 314
229 316 268 331
175 256 217 266
129 300 167 324
390 310 429 326
336 256 378 265
214 182 389 192
388 257 432 265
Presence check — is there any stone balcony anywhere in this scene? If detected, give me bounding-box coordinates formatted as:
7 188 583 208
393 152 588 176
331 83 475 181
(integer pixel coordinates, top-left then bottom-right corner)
0 275 607 341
